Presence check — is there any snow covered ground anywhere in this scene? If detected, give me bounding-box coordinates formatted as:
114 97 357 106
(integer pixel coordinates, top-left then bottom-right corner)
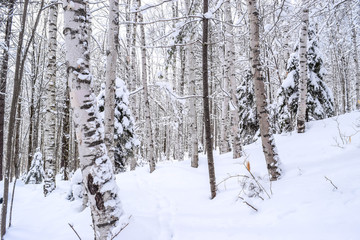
3 111 360 240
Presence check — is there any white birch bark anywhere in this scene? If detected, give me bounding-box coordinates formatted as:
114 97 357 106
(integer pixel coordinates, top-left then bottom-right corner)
138 0 156 172
351 11 360 110
247 0 281 181
104 0 119 168
296 0 309 133
43 0 58 196
63 1 123 238
224 0 242 159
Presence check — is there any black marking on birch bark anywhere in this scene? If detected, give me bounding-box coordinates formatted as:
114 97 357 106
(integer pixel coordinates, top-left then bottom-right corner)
97 219 117 228
80 103 92 109
88 140 103 147
63 27 78 36
95 192 105 210
85 130 96 137
87 174 99 195
87 116 96 122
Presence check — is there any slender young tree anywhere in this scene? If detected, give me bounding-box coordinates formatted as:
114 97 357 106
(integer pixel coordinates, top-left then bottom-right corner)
104 0 119 167
63 0 123 238
137 0 156 173
0 0 16 181
296 0 309 133
224 0 242 158
203 0 217 199
43 0 58 196
246 0 281 181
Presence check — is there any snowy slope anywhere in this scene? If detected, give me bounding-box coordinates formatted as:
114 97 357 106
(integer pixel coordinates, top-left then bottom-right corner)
3 111 360 240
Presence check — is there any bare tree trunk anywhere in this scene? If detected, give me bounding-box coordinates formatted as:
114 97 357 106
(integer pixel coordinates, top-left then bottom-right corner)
1 0 30 237
247 0 281 181
44 0 58 196
0 0 16 181
138 0 156 172
60 86 70 180
203 0 216 199
296 0 309 133
224 0 242 159
352 15 360 110
104 0 119 168
63 0 123 238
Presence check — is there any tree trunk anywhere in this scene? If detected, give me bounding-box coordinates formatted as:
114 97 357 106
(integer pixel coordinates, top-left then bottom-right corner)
203 0 216 199
224 0 242 159
104 0 119 168
63 0 123 238
44 0 58 196
296 0 309 133
60 86 70 180
0 0 16 181
138 0 156 172
1 0 30 237
351 15 360 110
246 0 281 181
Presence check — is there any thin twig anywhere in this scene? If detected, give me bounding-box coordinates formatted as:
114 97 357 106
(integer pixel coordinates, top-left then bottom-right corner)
68 223 82 240
325 176 338 190
243 163 271 199
111 215 132 240
238 197 258 212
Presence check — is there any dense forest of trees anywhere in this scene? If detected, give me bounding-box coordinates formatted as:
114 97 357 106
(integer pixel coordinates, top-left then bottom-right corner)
0 0 359 238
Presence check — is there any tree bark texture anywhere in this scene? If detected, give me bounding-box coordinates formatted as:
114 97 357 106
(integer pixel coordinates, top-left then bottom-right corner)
63 0 123 238
224 0 242 159
203 0 216 199
104 0 119 168
44 0 58 196
247 0 281 181
296 0 309 133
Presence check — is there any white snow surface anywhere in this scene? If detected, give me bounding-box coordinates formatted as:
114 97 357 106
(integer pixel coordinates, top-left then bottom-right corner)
3 111 360 240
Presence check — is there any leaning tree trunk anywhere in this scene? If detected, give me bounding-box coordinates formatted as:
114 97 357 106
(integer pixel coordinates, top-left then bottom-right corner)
247 0 281 181
0 0 16 181
104 0 119 168
63 0 123 239
43 0 58 196
296 0 309 133
224 0 242 159
203 0 217 199
1 0 30 237
138 0 156 173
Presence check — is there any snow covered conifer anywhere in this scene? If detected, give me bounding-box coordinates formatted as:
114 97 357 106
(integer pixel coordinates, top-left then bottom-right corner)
237 70 259 145
98 79 139 173
25 149 44 184
277 25 334 133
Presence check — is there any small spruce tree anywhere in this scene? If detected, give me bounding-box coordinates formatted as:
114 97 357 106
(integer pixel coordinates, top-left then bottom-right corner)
237 70 259 145
98 79 139 173
277 26 334 133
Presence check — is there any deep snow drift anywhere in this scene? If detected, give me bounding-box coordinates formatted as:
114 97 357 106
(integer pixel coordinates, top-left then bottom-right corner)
3 111 360 240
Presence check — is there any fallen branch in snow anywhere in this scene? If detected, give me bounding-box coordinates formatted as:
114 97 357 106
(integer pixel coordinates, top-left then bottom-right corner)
111 215 132 240
68 223 82 240
216 174 249 189
325 176 338 190
238 197 258 212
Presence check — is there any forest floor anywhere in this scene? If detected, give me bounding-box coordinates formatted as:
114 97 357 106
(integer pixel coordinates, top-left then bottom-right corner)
2 111 360 240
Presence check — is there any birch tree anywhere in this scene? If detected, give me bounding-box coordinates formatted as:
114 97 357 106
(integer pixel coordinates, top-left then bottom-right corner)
247 0 281 181
63 0 123 238
104 0 119 167
43 0 58 196
296 0 309 133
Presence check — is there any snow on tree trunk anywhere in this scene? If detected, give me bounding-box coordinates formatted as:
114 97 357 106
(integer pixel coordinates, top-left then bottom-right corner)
247 0 281 181
224 0 242 159
138 0 156 173
63 0 123 239
43 0 58 196
296 0 309 133
104 0 119 168
25 150 45 184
